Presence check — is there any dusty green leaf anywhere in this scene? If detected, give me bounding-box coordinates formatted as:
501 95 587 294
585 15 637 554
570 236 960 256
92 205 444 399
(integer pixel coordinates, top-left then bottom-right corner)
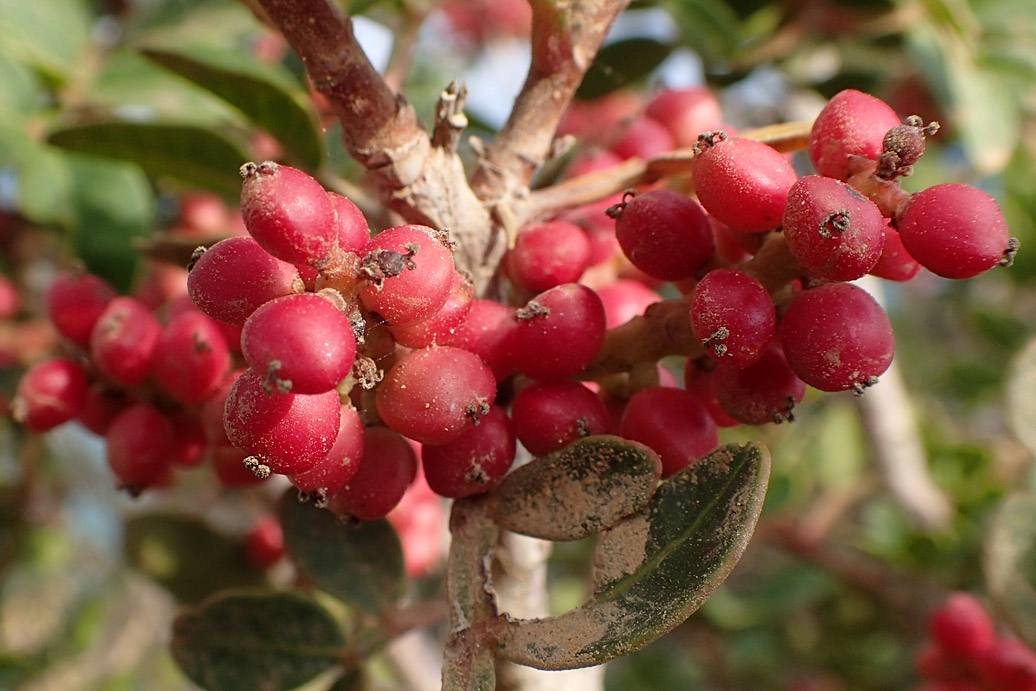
171 590 346 691
576 38 676 100
985 492 1036 649
489 435 663 541
279 491 404 613
124 514 263 604
49 121 247 196
494 442 770 670
141 46 323 170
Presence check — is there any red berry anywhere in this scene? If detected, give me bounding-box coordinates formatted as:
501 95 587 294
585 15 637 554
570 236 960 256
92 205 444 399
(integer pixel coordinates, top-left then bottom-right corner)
208 444 268 488
245 515 285 569
612 189 714 281
153 310 232 405
241 292 356 395
46 272 117 347
388 271 474 349
809 89 901 180
897 183 1012 279
90 297 161 387
928 592 997 659
239 161 338 266
690 269 775 368
780 283 894 394
326 426 417 520
870 222 921 281
328 191 370 254
692 133 798 232
596 279 661 329
976 639 1036 691
12 357 89 432
712 345 805 425
376 346 497 445
359 224 455 325
608 115 675 160
105 404 175 491
618 386 718 475
451 299 517 380
782 175 886 281
188 236 304 327
506 220 591 292
421 406 516 498
513 283 605 382
288 405 364 493
645 86 724 148
223 368 342 475
511 381 611 456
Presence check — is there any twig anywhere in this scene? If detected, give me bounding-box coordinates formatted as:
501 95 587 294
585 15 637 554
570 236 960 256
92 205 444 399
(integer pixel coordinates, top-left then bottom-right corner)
527 120 813 220
252 0 496 291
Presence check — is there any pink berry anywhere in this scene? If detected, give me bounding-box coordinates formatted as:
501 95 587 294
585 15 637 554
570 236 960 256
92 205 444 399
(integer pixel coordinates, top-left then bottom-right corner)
612 189 714 281
46 272 117 347
608 115 675 160
780 283 894 394
712 345 805 425
511 381 610 456
897 183 1012 279
241 292 356 395
153 310 232 405
618 386 718 475
596 279 661 329
645 86 724 148
809 89 902 180
105 404 175 491
12 357 89 432
421 406 516 498
326 426 417 520
388 271 474 349
288 405 365 493
782 175 886 281
188 236 304 327
359 224 456 325
692 133 798 232
513 283 606 382
506 220 592 292
376 346 497 445
90 297 161 386
245 515 285 569
223 368 342 475
870 222 921 281
976 639 1036 691
928 592 997 659
239 161 338 266
328 191 370 254
451 299 517 381
690 269 775 368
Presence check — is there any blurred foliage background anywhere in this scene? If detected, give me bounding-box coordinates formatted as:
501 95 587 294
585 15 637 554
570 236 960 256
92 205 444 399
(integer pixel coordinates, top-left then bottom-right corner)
0 0 1034 689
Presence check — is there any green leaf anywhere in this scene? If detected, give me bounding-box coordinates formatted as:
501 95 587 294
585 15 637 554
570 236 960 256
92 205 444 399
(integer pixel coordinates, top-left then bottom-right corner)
662 0 742 67
141 46 323 170
0 51 42 115
986 492 1036 650
494 442 770 670
489 435 663 541
278 491 404 613
124 514 264 603
49 122 247 196
576 38 676 100
0 0 92 81
65 153 156 293
171 590 346 691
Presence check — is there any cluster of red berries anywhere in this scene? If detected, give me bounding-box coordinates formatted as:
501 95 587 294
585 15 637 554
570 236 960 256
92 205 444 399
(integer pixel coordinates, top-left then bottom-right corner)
916 592 1036 690
9 86 1018 523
